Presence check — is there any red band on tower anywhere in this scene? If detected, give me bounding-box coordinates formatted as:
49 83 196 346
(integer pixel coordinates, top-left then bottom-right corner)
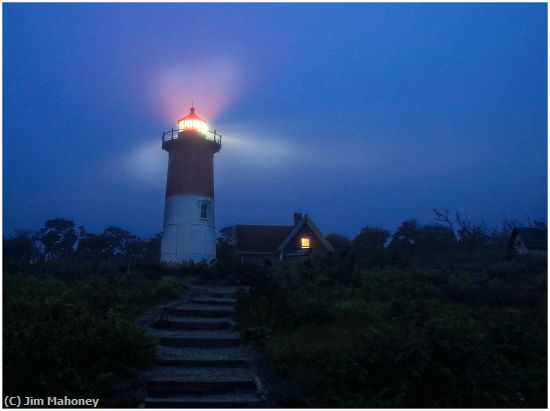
165 138 216 198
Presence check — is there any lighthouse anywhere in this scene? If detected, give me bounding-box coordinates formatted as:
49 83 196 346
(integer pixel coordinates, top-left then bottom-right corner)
160 107 222 264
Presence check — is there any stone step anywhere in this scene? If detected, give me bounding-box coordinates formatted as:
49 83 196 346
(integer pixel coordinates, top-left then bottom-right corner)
191 297 237 306
147 377 256 394
156 344 248 366
156 357 248 367
207 292 237 299
157 345 245 356
156 318 232 331
166 305 234 318
159 335 240 348
148 328 241 348
156 346 247 362
192 285 239 294
143 365 253 378
144 392 262 408
153 331 242 348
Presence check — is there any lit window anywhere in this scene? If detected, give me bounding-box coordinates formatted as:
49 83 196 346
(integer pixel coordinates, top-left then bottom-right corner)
200 204 208 219
301 237 311 249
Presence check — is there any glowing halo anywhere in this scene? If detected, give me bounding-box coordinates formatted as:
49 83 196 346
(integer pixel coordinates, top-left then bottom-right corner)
149 55 246 123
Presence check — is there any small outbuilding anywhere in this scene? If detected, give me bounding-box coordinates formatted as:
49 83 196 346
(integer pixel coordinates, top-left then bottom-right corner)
235 213 334 264
507 226 547 256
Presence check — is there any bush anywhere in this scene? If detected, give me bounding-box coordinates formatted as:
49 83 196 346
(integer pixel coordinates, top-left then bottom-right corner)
235 255 547 407
3 272 182 397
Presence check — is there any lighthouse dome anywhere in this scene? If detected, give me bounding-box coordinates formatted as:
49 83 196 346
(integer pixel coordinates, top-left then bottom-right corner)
177 106 208 135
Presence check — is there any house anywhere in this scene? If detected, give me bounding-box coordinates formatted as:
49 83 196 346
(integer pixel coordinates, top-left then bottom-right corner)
507 226 547 256
235 213 335 263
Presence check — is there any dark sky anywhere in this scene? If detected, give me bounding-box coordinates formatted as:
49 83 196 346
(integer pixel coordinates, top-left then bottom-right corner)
4 3 547 239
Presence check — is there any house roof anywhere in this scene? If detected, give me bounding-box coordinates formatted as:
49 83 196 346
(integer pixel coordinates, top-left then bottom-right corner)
235 224 294 253
235 214 335 254
277 215 335 254
509 227 547 250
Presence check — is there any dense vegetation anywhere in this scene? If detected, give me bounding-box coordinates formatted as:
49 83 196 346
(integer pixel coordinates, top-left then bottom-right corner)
235 214 547 407
4 213 547 407
3 219 187 399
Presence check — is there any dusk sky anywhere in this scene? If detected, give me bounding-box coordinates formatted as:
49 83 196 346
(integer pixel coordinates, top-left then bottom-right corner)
4 3 547 239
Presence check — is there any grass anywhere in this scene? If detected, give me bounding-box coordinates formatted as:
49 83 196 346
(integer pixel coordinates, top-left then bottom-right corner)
235 255 547 407
3 270 188 399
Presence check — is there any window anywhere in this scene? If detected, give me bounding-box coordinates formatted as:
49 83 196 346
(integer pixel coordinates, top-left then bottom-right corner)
197 200 211 220
301 237 311 249
200 204 208 219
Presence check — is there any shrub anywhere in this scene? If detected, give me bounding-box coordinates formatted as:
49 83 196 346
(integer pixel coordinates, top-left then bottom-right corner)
235 255 547 407
3 272 181 397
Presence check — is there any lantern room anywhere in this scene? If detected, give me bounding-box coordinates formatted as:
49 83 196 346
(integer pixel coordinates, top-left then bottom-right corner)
177 106 208 135
162 105 222 151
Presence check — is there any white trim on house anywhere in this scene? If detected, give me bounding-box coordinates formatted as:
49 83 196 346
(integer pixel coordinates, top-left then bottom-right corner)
276 215 335 253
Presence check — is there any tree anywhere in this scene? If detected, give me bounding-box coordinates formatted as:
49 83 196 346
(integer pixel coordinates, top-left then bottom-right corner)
433 208 458 241
4 230 39 262
34 219 78 260
77 233 109 260
388 219 423 262
102 226 145 259
390 219 456 258
457 222 488 253
416 224 456 255
353 227 390 255
436 211 489 253
487 217 521 250
126 237 148 261
216 226 236 259
326 233 352 255
392 219 421 244
144 233 162 261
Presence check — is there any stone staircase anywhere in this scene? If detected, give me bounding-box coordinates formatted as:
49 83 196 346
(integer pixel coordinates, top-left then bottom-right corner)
142 285 265 408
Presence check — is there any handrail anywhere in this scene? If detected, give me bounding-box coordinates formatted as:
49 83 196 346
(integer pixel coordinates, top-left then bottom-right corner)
161 128 222 145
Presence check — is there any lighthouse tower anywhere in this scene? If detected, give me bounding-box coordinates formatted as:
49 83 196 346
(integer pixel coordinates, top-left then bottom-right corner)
160 107 222 264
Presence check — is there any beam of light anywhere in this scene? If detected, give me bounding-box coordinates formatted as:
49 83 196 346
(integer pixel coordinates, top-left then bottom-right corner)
116 123 384 190
215 122 385 173
120 140 166 186
215 122 295 172
149 54 246 124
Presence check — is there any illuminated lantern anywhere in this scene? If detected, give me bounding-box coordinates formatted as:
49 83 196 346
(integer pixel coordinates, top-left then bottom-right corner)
160 106 222 264
177 107 208 135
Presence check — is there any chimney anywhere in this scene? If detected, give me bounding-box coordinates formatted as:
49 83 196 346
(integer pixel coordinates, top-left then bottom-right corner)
293 212 303 226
